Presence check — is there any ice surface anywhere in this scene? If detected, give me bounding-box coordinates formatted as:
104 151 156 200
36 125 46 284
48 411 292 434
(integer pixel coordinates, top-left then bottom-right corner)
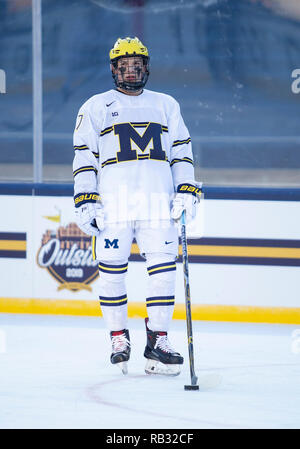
0 314 299 429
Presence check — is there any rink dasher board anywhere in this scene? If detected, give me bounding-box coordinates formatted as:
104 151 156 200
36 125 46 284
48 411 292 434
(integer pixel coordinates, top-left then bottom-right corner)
0 186 300 324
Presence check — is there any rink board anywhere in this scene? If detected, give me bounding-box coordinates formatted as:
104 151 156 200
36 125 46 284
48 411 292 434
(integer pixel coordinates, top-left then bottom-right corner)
0 184 300 324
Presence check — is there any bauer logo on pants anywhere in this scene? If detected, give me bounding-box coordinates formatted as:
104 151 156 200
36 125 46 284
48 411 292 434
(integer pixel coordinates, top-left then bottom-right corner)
37 223 98 292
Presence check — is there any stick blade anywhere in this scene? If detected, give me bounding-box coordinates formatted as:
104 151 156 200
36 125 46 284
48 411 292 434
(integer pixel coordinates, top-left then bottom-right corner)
184 384 199 391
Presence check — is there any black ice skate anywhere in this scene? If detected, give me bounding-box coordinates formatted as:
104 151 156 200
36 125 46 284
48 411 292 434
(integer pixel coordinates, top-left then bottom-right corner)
110 329 131 375
144 318 183 376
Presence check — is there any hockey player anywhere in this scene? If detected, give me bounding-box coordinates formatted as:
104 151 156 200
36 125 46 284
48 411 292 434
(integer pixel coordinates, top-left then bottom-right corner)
73 37 201 376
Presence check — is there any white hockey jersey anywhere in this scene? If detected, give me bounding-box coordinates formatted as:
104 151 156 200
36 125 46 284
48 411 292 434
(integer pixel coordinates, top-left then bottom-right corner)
73 88 195 223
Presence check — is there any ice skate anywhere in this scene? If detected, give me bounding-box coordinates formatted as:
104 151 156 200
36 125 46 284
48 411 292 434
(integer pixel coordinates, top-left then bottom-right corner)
144 318 183 376
110 329 131 375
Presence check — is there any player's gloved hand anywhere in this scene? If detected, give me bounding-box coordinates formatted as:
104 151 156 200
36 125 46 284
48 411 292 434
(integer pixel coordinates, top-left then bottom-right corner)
74 192 105 236
171 182 202 223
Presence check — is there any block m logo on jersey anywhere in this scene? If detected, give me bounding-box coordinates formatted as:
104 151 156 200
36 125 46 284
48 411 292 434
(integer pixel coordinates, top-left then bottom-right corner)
114 122 166 162
104 238 119 249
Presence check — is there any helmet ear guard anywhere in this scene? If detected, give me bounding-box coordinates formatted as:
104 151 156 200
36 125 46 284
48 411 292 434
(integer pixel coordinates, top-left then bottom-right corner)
109 37 150 92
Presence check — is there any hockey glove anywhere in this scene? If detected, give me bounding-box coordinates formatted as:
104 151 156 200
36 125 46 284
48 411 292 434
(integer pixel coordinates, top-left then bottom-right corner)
74 192 105 236
171 182 202 223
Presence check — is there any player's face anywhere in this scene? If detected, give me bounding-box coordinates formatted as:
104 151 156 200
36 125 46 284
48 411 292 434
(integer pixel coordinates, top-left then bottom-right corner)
116 56 145 83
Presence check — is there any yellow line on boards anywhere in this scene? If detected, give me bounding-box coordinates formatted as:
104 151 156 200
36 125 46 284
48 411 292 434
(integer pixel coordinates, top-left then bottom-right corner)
0 298 100 317
0 298 300 324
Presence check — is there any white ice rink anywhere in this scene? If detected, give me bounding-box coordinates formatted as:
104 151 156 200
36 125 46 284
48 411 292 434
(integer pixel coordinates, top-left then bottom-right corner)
0 313 299 429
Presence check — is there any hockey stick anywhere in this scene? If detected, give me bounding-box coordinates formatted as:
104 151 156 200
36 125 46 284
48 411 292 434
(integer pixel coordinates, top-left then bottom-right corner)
181 210 199 391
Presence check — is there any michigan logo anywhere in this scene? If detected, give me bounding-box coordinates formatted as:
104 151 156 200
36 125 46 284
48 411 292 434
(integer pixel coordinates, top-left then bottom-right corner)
114 122 166 162
104 238 119 249
37 223 98 292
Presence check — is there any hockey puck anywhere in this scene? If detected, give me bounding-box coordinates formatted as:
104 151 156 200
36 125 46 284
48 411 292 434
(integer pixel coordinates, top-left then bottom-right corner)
184 385 199 390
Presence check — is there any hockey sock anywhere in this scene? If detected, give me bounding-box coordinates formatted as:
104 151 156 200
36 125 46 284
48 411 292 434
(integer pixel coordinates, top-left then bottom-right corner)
98 260 128 331
145 253 176 332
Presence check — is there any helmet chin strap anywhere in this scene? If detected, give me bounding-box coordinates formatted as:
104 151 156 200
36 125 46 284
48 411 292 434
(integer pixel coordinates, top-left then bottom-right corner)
112 69 149 92
117 79 146 92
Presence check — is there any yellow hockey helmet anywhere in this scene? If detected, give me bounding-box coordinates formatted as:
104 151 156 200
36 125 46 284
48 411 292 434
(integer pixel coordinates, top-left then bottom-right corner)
109 37 149 61
109 37 150 92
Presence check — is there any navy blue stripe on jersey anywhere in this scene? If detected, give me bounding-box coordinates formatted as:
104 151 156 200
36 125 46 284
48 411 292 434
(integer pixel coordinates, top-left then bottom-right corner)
73 166 98 177
146 296 175 307
74 145 89 150
129 122 168 133
172 138 191 147
130 122 149 128
74 145 99 159
147 262 176 276
100 126 114 136
101 155 169 168
98 262 128 274
99 294 127 307
100 123 168 134
170 157 194 167
101 157 118 168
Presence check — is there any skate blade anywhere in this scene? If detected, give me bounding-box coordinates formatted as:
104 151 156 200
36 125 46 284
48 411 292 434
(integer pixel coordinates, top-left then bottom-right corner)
116 361 128 375
145 359 181 377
